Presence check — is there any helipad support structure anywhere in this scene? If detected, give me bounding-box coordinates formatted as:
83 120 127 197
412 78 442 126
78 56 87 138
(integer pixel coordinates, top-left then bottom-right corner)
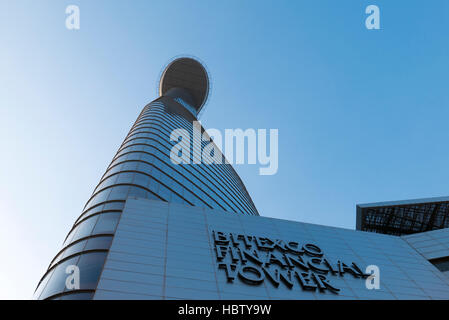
159 57 209 113
34 58 449 300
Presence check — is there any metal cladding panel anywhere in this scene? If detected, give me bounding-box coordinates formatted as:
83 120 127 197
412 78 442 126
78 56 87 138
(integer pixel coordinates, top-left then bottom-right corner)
94 198 449 300
403 228 449 260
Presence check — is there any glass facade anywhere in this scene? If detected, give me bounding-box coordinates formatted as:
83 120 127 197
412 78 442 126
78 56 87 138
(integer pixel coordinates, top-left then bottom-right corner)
357 197 449 236
34 90 259 300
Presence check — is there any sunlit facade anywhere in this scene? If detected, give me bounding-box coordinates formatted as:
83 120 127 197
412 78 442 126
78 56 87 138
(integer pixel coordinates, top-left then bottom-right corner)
33 58 258 300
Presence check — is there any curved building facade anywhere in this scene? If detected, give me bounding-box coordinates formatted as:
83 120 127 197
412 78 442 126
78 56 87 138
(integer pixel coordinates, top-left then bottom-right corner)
33 58 258 300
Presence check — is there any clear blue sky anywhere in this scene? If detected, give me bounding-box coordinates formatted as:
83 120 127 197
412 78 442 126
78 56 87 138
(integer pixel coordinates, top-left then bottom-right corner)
1 0 448 299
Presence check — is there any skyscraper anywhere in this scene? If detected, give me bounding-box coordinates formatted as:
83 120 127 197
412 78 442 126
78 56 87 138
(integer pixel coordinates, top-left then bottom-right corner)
33 57 259 300
33 58 449 300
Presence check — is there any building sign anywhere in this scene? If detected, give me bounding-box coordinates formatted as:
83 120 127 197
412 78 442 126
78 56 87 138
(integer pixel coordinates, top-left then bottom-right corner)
212 230 369 294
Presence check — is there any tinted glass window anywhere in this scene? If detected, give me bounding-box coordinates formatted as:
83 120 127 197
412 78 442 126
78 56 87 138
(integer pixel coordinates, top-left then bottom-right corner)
128 186 150 199
39 256 79 299
72 215 99 242
58 292 94 300
103 202 125 211
33 268 54 300
84 236 113 251
50 240 87 267
92 212 120 234
76 252 108 290
107 185 129 200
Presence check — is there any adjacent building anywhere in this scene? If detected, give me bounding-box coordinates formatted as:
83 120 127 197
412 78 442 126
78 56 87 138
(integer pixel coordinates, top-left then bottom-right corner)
357 197 449 236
